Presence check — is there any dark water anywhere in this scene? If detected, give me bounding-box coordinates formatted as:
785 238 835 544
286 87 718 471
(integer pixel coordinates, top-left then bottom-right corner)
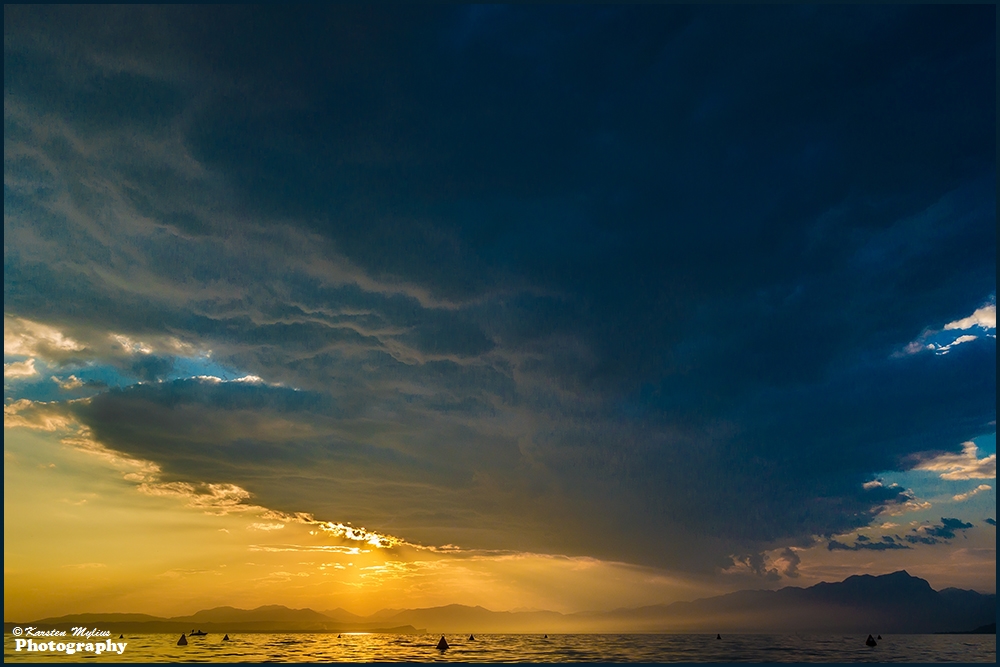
5 632 995 662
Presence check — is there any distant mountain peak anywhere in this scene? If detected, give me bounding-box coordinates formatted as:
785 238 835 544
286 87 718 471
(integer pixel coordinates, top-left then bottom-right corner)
842 569 912 580
14 570 993 635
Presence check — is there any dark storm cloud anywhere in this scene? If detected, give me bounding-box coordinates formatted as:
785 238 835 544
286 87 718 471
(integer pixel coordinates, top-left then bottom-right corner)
4 6 995 571
66 378 539 550
897 518 975 546
925 518 974 540
125 355 175 382
828 538 911 552
731 552 782 581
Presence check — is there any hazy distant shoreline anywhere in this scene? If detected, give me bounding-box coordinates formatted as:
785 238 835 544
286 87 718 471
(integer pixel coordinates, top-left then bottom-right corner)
6 571 994 635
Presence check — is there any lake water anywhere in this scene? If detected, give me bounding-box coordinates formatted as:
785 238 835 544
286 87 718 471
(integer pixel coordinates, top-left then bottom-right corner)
5 632 995 662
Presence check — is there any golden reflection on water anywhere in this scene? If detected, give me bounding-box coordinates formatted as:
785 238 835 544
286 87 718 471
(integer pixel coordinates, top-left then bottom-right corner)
4 632 996 663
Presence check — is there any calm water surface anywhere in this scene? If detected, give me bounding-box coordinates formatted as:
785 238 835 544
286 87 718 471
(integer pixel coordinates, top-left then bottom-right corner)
5 632 995 662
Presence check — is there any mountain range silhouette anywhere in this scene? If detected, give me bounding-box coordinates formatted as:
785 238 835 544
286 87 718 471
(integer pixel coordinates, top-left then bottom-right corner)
8 571 994 634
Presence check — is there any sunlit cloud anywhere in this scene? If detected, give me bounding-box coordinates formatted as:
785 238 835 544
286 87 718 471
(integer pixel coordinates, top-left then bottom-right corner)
313 522 404 549
953 484 992 502
137 480 254 513
912 441 996 480
4 398 78 431
897 300 996 356
249 545 365 555
4 317 215 385
51 374 84 390
944 303 996 331
4 358 38 378
886 500 933 515
112 334 154 355
877 485 932 516
4 317 85 359
858 481 932 518
248 522 286 531
898 340 935 356
933 334 979 355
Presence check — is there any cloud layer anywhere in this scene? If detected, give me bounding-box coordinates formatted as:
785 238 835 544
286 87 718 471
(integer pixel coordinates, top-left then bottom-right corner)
4 6 996 576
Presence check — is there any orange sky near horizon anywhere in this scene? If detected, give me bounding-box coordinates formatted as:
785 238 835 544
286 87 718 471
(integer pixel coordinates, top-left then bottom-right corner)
5 421 994 622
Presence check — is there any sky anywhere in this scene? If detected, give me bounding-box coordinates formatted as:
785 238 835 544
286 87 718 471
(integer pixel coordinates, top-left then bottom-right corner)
3 5 996 622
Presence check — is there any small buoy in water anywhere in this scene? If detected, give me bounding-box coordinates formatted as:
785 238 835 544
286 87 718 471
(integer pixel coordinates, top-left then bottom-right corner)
717 634 721 640
469 634 476 640
543 634 548 639
877 635 882 640
119 634 124 639
223 634 230 641
866 635 877 647
337 634 341 638
177 634 188 646
436 635 449 650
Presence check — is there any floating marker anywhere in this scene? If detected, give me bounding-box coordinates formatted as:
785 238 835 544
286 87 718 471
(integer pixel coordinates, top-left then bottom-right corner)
717 634 721 640
436 635 449 650
223 634 230 641
866 635 877 647
177 634 188 646
119 634 124 639
469 634 476 641
877 635 882 640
